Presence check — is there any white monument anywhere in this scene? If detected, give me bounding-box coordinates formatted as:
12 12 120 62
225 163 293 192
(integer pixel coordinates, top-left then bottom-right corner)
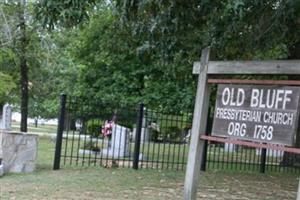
0 103 11 176
224 143 236 152
0 132 3 176
102 124 130 158
132 114 156 143
132 127 150 143
256 147 284 157
1 104 12 130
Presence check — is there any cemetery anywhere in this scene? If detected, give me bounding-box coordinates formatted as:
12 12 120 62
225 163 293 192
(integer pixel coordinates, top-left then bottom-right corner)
1 1 300 199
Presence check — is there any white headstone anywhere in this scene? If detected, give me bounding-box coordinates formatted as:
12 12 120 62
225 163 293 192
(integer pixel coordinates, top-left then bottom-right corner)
0 162 3 176
1 104 12 130
132 127 150 143
256 148 284 157
0 131 2 159
297 178 300 200
102 124 130 158
0 131 3 176
224 143 236 152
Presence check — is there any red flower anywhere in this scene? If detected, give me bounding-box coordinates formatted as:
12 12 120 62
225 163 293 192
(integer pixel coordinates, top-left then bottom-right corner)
102 120 114 137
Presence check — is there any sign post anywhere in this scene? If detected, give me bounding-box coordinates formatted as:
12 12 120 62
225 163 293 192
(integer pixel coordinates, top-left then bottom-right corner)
183 47 210 200
297 178 300 200
184 52 300 200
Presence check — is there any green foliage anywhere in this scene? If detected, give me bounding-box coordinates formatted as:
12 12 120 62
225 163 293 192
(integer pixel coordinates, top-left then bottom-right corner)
164 126 182 143
0 72 16 104
0 1 64 120
35 0 96 29
82 141 101 152
119 0 300 59
149 129 160 142
86 120 103 138
2 0 299 123
65 9 195 112
71 11 144 106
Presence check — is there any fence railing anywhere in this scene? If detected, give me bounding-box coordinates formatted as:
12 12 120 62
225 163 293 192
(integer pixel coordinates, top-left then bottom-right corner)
53 94 300 174
54 95 192 170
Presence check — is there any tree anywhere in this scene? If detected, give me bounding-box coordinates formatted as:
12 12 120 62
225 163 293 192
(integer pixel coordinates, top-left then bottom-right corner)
0 1 31 132
0 1 60 131
18 0 29 132
35 0 96 29
0 72 16 106
35 0 300 111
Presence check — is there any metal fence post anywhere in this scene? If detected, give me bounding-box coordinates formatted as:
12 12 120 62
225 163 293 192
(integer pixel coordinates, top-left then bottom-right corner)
201 110 212 171
133 103 144 170
260 147 267 173
53 94 67 170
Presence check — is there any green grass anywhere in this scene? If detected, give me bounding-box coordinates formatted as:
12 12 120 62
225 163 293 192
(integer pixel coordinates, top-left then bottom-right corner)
11 122 57 134
0 133 299 199
59 135 189 170
206 145 300 174
1 137 187 200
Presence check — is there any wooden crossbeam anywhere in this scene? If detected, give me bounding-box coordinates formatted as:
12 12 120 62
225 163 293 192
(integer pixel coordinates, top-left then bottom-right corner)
200 135 300 154
207 79 300 86
193 60 300 75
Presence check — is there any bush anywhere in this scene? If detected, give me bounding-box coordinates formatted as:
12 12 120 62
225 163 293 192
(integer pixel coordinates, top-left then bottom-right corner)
83 141 101 152
150 129 160 142
164 126 183 143
86 121 102 138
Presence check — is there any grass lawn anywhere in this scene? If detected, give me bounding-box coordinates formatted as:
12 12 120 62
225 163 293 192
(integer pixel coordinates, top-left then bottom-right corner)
11 122 57 134
0 137 299 199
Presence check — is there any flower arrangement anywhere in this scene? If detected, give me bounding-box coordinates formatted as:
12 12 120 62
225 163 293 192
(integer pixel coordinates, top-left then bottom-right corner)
101 120 115 137
102 120 115 149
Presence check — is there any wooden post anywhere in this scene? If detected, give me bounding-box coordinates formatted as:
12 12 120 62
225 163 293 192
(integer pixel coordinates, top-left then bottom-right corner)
186 54 300 200
297 178 300 200
184 47 211 200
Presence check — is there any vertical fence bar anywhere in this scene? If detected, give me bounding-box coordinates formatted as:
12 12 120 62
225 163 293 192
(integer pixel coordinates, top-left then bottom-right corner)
260 147 267 173
53 94 67 170
133 103 144 170
201 111 212 171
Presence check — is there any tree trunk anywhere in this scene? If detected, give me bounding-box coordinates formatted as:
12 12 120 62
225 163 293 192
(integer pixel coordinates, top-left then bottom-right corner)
70 118 76 131
288 41 300 60
19 0 28 132
34 117 38 128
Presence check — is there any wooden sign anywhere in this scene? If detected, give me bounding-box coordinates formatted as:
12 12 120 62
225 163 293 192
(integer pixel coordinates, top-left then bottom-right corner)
212 84 300 146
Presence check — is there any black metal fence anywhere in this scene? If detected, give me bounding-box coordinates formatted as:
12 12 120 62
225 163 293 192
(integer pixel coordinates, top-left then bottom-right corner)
53 94 300 174
205 142 300 174
53 94 192 170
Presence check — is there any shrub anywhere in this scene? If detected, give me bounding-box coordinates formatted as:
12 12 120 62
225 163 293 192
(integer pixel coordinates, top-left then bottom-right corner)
164 126 183 143
150 129 160 142
83 141 101 152
86 121 102 138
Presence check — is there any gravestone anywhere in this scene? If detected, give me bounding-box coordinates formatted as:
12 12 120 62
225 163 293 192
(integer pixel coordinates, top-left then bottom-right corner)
0 132 3 176
0 161 3 176
256 147 284 157
224 143 236 152
132 128 150 143
0 104 11 176
1 104 12 130
140 111 150 142
102 124 130 158
132 113 151 143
